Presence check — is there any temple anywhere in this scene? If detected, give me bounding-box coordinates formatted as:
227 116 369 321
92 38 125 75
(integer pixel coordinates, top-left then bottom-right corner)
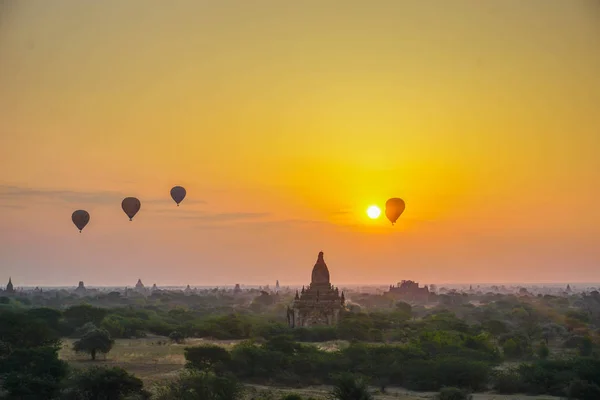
4 277 15 295
386 280 430 302
287 251 345 327
74 281 87 295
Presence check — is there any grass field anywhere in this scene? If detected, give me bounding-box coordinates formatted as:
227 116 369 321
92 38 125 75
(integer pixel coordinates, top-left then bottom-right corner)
59 337 562 400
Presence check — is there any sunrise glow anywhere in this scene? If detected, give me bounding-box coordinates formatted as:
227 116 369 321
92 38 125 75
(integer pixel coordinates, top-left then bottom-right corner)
0 1 599 285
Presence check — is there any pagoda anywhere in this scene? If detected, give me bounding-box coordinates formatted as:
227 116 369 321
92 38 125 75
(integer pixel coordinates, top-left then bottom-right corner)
287 251 345 327
5 277 15 294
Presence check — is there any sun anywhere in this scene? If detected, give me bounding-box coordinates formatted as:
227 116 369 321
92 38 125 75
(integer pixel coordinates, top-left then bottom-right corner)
366 205 381 219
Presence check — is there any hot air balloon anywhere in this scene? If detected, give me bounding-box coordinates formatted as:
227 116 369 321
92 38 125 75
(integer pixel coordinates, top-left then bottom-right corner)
121 197 141 221
170 186 186 206
385 198 405 225
72 210 90 233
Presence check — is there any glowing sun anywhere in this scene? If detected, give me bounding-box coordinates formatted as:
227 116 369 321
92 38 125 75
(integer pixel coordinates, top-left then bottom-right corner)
366 205 381 219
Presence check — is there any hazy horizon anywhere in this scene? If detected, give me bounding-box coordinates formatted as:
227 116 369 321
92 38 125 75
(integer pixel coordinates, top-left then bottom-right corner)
1 1 599 286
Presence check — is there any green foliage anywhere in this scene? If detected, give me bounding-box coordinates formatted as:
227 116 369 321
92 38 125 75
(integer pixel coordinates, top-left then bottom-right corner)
435 387 473 400
224 336 495 390
0 346 69 399
101 314 147 339
61 366 148 400
492 368 526 394
0 310 61 351
0 308 69 398
501 336 531 359
74 322 99 338
63 304 108 332
491 358 600 396
395 301 412 315
169 330 185 343
483 320 508 336
153 370 243 400
185 344 232 371
330 373 373 400
2 286 599 398
281 394 304 400
566 379 600 400
536 341 550 359
73 327 114 360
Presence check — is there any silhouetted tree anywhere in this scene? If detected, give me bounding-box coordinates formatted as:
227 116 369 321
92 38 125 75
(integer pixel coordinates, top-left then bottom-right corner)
73 328 114 360
185 344 231 371
61 366 148 400
154 370 243 400
330 373 373 400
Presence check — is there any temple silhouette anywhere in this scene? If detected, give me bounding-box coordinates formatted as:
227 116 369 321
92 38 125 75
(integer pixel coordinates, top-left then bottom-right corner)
287 251 345 327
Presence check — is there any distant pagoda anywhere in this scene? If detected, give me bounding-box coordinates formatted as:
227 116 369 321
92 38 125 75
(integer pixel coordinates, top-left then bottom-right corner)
5 277 15 294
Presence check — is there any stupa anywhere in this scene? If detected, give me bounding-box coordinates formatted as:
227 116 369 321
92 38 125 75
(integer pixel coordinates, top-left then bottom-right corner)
287 251 345 327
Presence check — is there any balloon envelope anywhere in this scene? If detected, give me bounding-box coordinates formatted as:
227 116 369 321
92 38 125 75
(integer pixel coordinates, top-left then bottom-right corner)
72 210 90 232
385 198 405 225
121 197 141 221
170 186 186 206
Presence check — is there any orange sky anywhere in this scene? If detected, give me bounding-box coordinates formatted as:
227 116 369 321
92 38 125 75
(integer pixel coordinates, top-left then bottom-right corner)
1 0 599 286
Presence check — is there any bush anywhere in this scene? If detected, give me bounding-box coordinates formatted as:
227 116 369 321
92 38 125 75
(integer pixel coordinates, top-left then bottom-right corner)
492 368 525 394
435 387 473 400
185 344 231 371
330 373 373 400
61 366 148 400
281 394 304 400
566 379 600 400
153 370 243 400
536 342 550 359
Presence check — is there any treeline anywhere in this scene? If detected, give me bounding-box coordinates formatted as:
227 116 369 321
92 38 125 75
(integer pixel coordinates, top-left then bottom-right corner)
196 334 500 390
182 336 600 398
0 308 147 399
1 298 598 360
2 302 600 399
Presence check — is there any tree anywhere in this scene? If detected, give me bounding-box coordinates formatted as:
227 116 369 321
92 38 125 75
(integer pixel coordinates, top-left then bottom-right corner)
26 307 63 332
579 337 594 357
566 379 600 400
185 344 231 371
169 331 185 344
154 370 243 400
395 301 412 315
61 366 149 400
263 335 301 355
74 322 99 338
73 327 114 360
484 320 508 336
0 310 61 352
330 374 373 400
63 304 107 332
0 346 69 399
536 341 550 359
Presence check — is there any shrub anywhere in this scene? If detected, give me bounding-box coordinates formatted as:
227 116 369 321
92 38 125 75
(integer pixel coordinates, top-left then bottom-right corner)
435 387 473 400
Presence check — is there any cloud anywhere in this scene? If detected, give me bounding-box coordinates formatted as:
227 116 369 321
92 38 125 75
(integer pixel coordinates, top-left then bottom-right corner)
192 217 332 230
0 185 122 205
143 198 206 206
330 210 351 216
186 212 271 222
0 184 206 207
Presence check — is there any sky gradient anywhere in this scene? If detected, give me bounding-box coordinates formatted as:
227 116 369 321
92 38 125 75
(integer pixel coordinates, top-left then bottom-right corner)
1 0 599 287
